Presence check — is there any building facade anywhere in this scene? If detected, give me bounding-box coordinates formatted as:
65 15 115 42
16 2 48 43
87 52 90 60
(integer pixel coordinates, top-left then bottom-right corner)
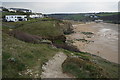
5 15 27 22
8 8 32 13
29 14 44 18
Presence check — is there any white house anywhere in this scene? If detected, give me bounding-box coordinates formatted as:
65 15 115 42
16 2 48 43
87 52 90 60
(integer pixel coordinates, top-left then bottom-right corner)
0 7 8 12
95 19 103 23
8 8 17 12
5 15 27 22
29 14 44 18
8 8 32 13
0 8 2 12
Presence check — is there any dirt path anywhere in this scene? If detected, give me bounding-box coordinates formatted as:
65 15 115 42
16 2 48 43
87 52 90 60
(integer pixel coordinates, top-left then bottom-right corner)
41 52 73 78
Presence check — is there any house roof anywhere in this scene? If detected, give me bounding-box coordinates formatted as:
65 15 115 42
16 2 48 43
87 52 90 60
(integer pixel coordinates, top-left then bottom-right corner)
5 15 27 16
9 8 32 12
31 13 42 15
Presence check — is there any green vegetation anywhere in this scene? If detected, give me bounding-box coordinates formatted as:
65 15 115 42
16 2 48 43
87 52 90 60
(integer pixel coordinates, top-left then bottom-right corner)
62 57 108 78
62 51 119 78
49 12 120 24
2 32 59 78
92 56 119 78
2 17 119 78
49 14 92 21
97 12 118 17
76 39 94 43
76 39 88 42
97 12 119 24
81 32 94 35
17 21 63 37
2 17 74 78
54 40 64 44
3 18 73 38
63 14 85 21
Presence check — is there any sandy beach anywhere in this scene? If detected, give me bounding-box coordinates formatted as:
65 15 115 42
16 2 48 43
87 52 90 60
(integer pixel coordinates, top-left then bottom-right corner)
66 22 118 63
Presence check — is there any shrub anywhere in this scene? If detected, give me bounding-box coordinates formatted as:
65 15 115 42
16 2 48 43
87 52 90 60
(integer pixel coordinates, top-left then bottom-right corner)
81 32 94 35
53 43 80 52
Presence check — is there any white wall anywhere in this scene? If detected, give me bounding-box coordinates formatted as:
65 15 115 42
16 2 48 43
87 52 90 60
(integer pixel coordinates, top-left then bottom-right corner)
5 15 27 22
29 14 43 18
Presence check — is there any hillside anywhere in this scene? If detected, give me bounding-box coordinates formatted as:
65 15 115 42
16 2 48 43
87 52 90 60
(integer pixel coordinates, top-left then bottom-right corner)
2 32 118 78
48 12 119 24
3 32 59 78
97 12 119 24
48 13 93 22
2 18 119 78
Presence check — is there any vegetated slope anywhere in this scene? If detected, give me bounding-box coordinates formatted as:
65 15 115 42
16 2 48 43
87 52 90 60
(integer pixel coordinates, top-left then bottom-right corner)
2 18 76 78
2 32 59 78
17 21 63 38
48 14 93 21
62 51 119 78
3 18 79 52
3 18 73 39
97 12 119 24
49 12 119 24
10 18 80 52
2 18 119 78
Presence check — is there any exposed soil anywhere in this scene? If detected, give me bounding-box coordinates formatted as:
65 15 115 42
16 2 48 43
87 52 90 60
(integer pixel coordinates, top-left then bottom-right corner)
8 30 43 43
41 52 74 78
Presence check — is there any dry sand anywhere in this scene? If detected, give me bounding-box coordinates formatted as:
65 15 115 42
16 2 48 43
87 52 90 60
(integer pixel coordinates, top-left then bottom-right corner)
66 22 118 63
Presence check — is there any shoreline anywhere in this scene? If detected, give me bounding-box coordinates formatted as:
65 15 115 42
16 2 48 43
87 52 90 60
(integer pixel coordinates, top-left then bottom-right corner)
66 22 118 63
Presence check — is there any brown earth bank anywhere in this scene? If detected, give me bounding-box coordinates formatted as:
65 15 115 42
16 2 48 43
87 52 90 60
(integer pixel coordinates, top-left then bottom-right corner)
66 22 118 63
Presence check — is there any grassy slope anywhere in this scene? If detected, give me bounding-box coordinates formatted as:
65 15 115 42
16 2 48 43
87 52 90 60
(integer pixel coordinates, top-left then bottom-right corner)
17 21 63 37
93 56 119 78
3 32 119 78
97 12 119 24
49 12 119 24
2 18 119 78
2 32 59 78
3 18 67 37
2 18 71 78
64 15 85 21
62 50 119 78
97 12 118 16
49 14 86 21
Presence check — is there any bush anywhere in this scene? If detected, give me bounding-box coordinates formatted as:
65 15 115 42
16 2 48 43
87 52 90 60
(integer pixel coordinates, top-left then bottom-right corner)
81 32 94 35
53 43 80 52
48 35 66 42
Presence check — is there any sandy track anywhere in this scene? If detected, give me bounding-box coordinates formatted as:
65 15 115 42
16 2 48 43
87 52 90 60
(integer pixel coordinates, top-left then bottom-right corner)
41 52 73 78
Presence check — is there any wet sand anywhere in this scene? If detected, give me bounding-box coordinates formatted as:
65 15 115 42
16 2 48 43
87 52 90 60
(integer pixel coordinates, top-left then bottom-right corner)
66 22 118 63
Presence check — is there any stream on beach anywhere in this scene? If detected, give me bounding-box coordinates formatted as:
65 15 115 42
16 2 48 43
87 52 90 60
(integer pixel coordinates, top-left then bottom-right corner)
66 22 118 63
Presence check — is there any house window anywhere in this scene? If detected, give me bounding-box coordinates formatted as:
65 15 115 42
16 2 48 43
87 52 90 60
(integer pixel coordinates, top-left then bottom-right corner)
15 19 17 21
17 17 22 18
